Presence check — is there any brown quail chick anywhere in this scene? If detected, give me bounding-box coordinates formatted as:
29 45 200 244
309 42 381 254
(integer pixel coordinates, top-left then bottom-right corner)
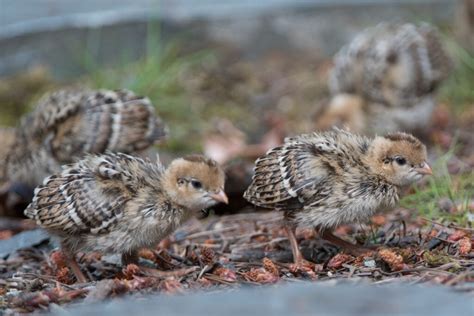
244 128 432 266
2 88 167 207
322 22 451 135
25 153 228 283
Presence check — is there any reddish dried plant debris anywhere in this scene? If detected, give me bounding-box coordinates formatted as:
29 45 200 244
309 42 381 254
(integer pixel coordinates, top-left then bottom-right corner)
371 215 386 226
328 253 354 269
50 251 67 269
158 237 172 250
197 277 214 287
213 266 237 282
129 276 160 290
203 239 216 245
122 264 140 280
334 225 353 235
0 230 13 240
378 249 404 271
243 268 279 284
12 287 87 310
110 279 131 296
448 230 467 242
56 267 74 284
200 246 217 266
300 228 317 240
160 279 183 294
289 263 317 279
138 249 156 261
458 237 472 255
262 257 279 276
82 252 102 264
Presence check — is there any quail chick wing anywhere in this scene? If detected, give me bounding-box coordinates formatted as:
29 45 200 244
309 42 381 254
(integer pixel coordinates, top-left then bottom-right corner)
24 152 162 236
245 129 376 217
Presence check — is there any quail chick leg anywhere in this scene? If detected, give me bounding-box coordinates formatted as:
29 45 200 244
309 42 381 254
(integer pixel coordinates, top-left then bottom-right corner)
285 225 313 267
320 230 372 256
122 250 163 276
64 253 87 283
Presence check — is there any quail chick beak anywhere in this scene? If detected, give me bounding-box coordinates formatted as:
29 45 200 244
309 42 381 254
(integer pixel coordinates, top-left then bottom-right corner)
210 190 229 204
415 162 433 175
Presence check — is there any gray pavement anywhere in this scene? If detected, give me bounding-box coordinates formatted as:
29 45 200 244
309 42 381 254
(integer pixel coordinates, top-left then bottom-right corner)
54 281 474 316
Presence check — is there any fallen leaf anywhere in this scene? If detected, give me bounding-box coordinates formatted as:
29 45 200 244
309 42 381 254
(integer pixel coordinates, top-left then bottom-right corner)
214 267 237 282
327 253 353 269
56 267 73 284
448 230 467 242
122 264 140 280
458 237 472 255
243 268 279 284
50 251 67 269
200 246 216 266
378 249 404 271
262 257 279 277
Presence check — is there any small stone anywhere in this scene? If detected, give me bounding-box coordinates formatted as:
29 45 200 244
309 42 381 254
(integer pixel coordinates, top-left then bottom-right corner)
364 259 376 268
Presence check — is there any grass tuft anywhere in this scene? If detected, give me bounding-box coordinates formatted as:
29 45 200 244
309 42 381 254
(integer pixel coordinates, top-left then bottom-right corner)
401 147 474 227
80 24 215 153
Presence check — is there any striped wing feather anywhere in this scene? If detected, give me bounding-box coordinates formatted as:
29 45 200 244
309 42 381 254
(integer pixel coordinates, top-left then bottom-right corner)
244 134 332 208
24 153 153 235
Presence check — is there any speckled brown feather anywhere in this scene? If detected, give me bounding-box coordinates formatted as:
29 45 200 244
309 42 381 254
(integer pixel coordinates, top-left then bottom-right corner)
24 153 163 236
0 128 16 182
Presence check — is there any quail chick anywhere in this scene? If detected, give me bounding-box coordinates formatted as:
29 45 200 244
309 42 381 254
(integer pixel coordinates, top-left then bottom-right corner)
25 153 228 282
244 129 432 265
3 88 167 199
322 23 451 135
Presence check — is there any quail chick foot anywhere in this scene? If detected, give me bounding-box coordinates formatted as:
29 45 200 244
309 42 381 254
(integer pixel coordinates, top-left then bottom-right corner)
64 253 88 283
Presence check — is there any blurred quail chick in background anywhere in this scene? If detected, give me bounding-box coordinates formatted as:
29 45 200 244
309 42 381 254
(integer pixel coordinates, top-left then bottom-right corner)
244 128 432 266
1 88 167 213
318 23 451 135
25 153 228 282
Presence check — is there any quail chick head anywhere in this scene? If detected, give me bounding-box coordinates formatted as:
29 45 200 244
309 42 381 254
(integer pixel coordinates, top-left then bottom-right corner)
3 88 167 204
322 22 451 135
244 128 431 265
25 153 227 282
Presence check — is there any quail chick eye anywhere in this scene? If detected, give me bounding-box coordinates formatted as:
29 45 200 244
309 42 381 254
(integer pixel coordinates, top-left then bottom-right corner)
395 157 406 166
191 180 202 189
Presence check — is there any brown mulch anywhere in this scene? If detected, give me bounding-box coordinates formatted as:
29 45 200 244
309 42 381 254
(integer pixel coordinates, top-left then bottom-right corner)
1 209 473 313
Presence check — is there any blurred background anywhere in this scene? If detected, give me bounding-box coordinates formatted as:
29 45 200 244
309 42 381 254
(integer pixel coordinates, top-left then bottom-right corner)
0 0 471 140
0 2 473 313
0 0 472 217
